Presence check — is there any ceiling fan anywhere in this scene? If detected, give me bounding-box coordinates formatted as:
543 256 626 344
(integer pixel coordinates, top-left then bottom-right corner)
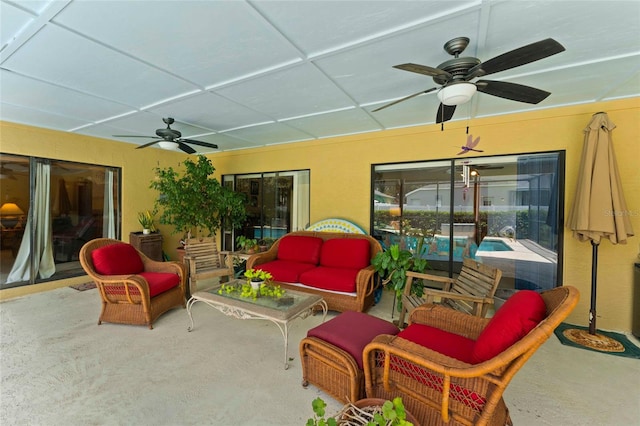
373 37 565 123
113 117 218 154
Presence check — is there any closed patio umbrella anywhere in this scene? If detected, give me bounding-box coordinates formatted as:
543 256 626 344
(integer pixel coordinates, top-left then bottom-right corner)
566 112 634 348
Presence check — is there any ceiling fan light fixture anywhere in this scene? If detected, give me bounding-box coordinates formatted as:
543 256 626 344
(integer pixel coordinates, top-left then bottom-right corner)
437 82 477 106
157 141 180 151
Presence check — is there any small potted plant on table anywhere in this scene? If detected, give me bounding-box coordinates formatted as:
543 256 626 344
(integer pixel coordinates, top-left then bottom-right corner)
138 210 156 234
244 268 273 291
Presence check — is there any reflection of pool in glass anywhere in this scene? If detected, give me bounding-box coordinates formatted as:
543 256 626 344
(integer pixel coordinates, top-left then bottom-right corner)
478 239 513 252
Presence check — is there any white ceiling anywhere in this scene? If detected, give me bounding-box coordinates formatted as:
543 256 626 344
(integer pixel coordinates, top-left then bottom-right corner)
1 0 639 154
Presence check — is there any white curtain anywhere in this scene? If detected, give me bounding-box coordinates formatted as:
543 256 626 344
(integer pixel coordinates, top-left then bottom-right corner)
7 161 55 283
102 168 116 238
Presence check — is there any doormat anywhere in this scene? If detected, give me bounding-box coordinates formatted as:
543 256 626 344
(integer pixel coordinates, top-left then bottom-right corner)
69 282 96 291
554 322 640 359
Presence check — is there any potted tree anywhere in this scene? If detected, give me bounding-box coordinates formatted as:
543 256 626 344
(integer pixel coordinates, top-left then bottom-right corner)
372 242 429 312
149 155 247 257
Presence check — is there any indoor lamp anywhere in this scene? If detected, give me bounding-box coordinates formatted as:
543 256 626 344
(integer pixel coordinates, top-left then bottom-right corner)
437 82 477 106
0 202 25 229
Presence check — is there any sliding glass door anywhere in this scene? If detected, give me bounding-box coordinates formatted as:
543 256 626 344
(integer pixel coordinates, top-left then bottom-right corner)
0 154 121 288
372 152 564 291
222 170 309 251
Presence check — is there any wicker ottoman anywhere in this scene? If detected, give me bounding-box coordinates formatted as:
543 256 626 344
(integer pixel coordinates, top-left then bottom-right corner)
300 311 399 403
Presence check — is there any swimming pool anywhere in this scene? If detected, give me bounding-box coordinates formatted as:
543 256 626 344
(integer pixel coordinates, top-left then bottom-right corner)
478 238 513 252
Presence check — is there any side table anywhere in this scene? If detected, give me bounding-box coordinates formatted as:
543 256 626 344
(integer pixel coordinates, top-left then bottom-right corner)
129 232 163 261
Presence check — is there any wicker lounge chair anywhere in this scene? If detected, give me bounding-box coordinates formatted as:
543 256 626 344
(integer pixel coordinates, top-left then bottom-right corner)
363 286 579 426
79 238 186 329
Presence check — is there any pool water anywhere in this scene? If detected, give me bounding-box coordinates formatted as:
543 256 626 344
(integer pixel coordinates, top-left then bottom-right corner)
478 239 513 252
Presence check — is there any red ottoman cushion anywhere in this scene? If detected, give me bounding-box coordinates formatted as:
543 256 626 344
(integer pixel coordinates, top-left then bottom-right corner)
91 243 144 275
472 290 546 363
397 323 476 364
307 311 399 369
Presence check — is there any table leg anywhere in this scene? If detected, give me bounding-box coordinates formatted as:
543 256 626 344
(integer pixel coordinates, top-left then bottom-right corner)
186 297 198 332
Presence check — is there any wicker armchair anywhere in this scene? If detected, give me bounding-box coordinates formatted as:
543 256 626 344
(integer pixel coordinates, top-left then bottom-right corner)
363 286 579 426
79 238 186 329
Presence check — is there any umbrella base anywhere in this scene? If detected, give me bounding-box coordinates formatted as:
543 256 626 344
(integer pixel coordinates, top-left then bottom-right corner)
562 328 625 353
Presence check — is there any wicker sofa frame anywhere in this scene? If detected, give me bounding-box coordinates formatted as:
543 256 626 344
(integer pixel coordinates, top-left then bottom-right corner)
246 231 382 312
363 286 579 426
79 238 186 329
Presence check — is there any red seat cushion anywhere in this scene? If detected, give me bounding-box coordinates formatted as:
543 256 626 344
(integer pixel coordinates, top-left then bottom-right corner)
471 290 547 363
299 266 359 292
91 243 144 275
397 323 476 364
138 272 181 297
276 236 323 264
256 260 317 283
319 238 370 269
308 311 399 369
104 272 180 298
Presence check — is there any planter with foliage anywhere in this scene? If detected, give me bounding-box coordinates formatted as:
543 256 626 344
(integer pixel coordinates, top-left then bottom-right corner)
307 396 416 426
149 155 247 240
236 235 259 253
372 244 429 311
137 210 156 234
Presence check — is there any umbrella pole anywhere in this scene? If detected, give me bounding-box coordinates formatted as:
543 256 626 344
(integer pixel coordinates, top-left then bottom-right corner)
589 241 598 335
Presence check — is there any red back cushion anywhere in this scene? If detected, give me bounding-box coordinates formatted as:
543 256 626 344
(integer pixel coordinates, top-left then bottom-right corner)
91 243 144 275
319 238 371 269
276 236 323 264
471 290 547 363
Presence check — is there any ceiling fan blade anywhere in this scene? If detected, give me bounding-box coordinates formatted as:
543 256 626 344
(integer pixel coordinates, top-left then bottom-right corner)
180 139 219 149
394 63 452 80
113 135 161 139
177 142 196 154
436 103 456 123
468 38 565 78
135 140 161 149
372 87 438 112
476 80 551 104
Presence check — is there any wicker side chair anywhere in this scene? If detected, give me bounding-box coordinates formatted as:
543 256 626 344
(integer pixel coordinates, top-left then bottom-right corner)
79 238 186 329
363 286 579 426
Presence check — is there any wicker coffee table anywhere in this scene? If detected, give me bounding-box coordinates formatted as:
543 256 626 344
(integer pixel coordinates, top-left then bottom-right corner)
186 280 327 369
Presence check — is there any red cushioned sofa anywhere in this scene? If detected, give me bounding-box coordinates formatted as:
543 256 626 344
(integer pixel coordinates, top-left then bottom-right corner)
246 231 382 312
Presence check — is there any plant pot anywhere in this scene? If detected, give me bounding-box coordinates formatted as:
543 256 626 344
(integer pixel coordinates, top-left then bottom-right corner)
250 280 263 291
340 398 420 426
142 228 151 235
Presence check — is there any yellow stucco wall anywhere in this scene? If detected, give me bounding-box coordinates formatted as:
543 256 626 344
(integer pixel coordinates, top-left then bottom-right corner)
1 97 639 332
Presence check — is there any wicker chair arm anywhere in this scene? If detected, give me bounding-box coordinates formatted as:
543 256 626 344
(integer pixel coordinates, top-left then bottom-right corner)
246 250 277 270
91 274 151 303
409 304 489 339
356 265 377 297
